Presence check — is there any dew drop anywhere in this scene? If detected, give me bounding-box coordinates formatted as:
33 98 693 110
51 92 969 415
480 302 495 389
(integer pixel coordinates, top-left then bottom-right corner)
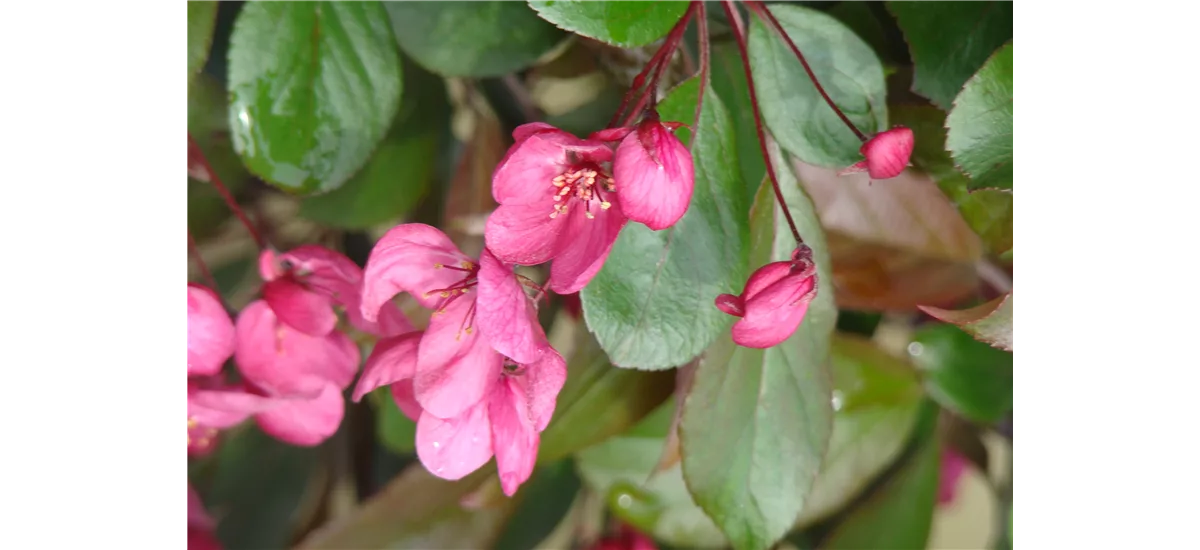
432 441 441 449
831 390 844 411
907 342 924 357
617 494 633 509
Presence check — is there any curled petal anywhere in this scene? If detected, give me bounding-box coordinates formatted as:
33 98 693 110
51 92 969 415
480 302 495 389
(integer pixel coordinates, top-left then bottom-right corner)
588 127 633 142
414 296 504 419
858 127 914 180
255 382 345 446
512 122 559 144
362 223 473 316
415 404 494 481
741 261 795 301
476 248 545 363
235 301 361 395
188 384 279 428
613 124 694 230
489 379 539 496
547 203 628 294
262 278 337 336
731 274 817 349
484 200 572 267
513 348 568 432
391 380 423 422
188 284 235 377
714 293 745 318
352 331 421 402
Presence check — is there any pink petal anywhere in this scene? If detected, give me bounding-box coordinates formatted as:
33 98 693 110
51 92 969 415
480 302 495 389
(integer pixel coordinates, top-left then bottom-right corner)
345 290 415 338
414 296 504 419
512 348 568 432
188 484 215 530
188 284 235 377
391 380 423 421
258 248 281 281
612 124 694 230
861 127 914 180
475 248 546 363
546 204 628 294
262 278 337 336
489 379 539 496
188 384 279 428
484 200 572 267
278 245 363 305
189 528 224 550
741 262 794 301
492 130 614 205
589 127 633 142
938 448 969 505
415 403 494 480
714 293 745 317
352 331 421 402
254 382 345 446
234 301 361 395
361 223 473 316
512 122 559 143
731 275 817 349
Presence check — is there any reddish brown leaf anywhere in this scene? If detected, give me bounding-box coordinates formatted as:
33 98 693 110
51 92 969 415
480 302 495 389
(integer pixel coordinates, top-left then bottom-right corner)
792 160 983 311
919 293 1013 352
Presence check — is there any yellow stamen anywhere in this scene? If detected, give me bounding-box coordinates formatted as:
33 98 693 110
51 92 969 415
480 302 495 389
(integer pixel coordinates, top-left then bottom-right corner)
600 201 612 210
433 263 443 269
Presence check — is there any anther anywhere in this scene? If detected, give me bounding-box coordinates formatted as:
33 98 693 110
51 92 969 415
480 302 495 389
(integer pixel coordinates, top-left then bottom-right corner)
600 201 611 210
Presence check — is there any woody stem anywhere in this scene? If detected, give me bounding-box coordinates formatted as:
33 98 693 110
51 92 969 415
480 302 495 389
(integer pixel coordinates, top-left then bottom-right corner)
721 0 804 245
608 2 697 129
687 0 710 150
187 230 219 292
744 1 868 142
187 133 267 249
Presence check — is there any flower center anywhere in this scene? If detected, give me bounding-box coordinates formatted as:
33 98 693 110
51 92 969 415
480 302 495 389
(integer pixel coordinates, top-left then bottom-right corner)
428 260 481 339
550 165 615 220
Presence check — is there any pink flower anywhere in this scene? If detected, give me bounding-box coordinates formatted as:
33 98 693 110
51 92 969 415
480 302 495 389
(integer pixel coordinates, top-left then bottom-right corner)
259 246 412 338
838 126 914 180
938 448 969 506
188 284 235 377
715 245 818 348
188 484 222 550
593 114 694 231
484 123 628 294
360 224 547 420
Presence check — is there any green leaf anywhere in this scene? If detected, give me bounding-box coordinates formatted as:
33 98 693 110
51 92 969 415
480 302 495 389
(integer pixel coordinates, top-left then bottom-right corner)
189 73 251 240
197 426 322 550
494 460 582 550
370 387 416 455
679 142 837 550
299 60 448 229
796 334 923 526
582 78 749 370
539 329 676 461
821 400 941 550
910 324 1013 423
946 42 1013 192
298 468 514 549
386 2 565 77
577 399 727 548
888 1 1013 110
528 0 689 48
749 5 888 168
227 1 403 194
891 105 1012 256
921 293 1013 353
188 1 218 84
710 41 765 197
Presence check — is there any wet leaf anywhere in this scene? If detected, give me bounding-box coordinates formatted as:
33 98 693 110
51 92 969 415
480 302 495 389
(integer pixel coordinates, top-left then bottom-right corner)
387 2 565 77
528 0 689 48
910 324 1013 423
188 1 218 84
749 4 888 168
582 78 750 370
679 143 836 550
227 1 403 194
796 334 923 526
889 1 1013 110
946 42 1013 192
792 158 983 311
920 293 1013 352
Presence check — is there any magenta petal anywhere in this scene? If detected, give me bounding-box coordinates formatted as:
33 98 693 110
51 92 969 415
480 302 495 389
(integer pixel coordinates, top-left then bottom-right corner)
589 127 633 142
492 133 573 205
262 278 337 336
352 331 421 402
255 382 345 446
414 296 504 419
188 385 279 428
362 223 473 315
731 275 816 349
415 404 494 481
258 249 280 281
861 127 914 180
613 125 694 230
235 301 362 395
938 448 969 505
514 348 568 432
188 284 235 377
188 484 215 531
547 205 628 294
489 379 539 496
391 380 423 421
476 248 545 363
484 200 571 266
741 262 794 300
512 122 559 143
346 290 415 338
714 293 745 317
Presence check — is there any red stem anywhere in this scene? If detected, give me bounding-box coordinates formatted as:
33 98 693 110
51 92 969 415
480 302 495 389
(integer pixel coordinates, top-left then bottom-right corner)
687 0 710 149
188 230 219 291
744 1 869 143
721 0 803 245
607 3 697 129
187 133 266 249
